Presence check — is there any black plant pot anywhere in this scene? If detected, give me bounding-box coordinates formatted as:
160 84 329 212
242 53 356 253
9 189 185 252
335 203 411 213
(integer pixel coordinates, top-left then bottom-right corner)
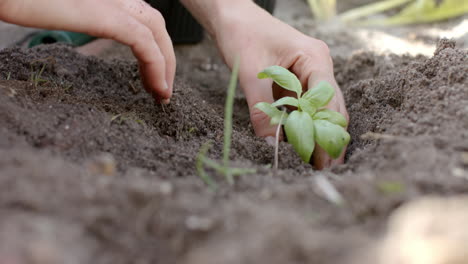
146 0 276 44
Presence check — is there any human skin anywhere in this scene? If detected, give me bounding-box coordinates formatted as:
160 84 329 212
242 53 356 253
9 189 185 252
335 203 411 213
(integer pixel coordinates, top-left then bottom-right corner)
0 0 348 168
0 0 176 103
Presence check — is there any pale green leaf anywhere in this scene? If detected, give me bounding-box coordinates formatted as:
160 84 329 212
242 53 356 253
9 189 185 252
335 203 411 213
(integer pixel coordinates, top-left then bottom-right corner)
285 111 315 163
313 109 348 127
255 102 289 125
314 120 350 159
255 102 282 118
302 81 335 108
299 98 317 115
272 97 299 108
258 66 302 97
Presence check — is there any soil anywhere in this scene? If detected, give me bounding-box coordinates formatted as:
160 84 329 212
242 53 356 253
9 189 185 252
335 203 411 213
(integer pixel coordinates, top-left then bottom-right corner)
0 35 467 263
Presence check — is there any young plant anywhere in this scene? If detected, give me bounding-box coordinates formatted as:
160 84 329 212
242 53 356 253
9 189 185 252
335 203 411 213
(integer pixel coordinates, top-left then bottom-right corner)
196 58 256 190
255 66 350 163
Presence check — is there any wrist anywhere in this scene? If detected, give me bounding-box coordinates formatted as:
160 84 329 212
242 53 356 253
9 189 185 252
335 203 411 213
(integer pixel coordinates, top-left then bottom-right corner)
181 0 259 37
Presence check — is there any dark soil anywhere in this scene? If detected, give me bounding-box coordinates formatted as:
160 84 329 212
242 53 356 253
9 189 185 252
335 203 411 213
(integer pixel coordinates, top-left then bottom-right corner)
0 39 467 264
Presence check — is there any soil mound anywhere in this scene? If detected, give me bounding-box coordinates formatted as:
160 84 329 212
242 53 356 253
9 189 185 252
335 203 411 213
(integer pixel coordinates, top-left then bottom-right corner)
0 40 466 263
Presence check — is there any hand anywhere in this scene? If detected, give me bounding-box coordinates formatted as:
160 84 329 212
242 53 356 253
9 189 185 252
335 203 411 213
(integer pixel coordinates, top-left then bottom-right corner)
0 0 176 103
212 1 349 169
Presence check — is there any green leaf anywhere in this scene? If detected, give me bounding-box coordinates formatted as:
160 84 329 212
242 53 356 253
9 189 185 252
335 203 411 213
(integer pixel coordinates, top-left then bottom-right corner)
271 111 289 125
272 97 299 108
313 109 348 127
255 102 282 118
302 81 335 108
258 66 302 97
314 120 350 159
254 102 289 125
285 111 315 163
298 98 317 115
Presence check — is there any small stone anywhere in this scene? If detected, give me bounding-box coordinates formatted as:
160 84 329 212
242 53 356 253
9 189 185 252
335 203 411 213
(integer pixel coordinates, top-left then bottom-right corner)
87 153 116 176
452 167 468 180
158 182 173 196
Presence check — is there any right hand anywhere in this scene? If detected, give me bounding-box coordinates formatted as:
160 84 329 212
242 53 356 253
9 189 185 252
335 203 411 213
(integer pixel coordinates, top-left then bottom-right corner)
0 0 176 102
212 1 349 169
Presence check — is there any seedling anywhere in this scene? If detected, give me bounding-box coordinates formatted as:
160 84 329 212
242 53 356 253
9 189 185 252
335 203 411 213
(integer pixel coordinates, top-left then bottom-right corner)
30 62 48 88
255 66 350 163
197 58 256 190
29 57 55 88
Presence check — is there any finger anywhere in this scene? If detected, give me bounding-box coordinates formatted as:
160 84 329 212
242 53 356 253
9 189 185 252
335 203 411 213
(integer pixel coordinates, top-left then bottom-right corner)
114 0 176 99
239 67 278 138
103 13 169 101
0 0 170 100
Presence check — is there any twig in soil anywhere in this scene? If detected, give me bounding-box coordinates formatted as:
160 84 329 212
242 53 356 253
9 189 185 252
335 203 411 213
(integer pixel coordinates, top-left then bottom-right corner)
196 57 256 189
361 131 406 141
160 102 167 114
110 113 125 124
6 72 11 80
128 80 139 94
314 174 345 206
274 109 287 173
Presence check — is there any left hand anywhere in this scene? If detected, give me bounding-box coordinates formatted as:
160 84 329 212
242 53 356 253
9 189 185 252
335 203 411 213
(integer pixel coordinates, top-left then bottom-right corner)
0 0 176 102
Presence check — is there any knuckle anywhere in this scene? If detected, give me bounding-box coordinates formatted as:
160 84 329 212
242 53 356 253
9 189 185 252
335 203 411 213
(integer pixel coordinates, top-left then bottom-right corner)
151 9 166 27
313 39 331 56
133 24 154 44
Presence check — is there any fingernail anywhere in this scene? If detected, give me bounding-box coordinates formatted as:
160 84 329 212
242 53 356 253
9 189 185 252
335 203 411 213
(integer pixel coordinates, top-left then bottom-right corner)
163 81 169 90
265 136 276 146
162 98 170 105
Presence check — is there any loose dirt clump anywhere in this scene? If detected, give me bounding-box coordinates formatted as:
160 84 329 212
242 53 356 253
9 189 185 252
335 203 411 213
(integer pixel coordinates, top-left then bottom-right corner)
0 39 466 263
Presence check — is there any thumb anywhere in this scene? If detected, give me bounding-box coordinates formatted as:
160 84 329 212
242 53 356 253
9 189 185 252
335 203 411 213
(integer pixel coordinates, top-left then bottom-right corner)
239 69 277 138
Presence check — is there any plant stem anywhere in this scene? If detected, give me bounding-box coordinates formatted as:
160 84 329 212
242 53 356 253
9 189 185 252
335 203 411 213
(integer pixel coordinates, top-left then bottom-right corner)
196 141 217 190
223 56 240 185
274 109 287 173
